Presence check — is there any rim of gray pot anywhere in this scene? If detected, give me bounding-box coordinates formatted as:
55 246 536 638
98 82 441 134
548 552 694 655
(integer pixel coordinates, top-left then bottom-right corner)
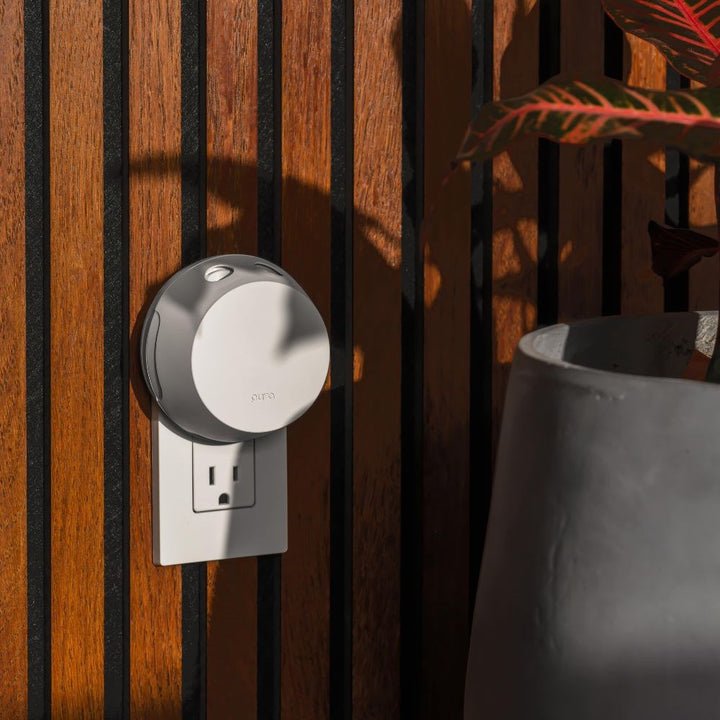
515 310 720 392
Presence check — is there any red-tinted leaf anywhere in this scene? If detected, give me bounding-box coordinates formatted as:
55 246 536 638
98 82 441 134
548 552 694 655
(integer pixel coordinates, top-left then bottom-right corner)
603 0 720 85
456 76 720 164
649 220 719 277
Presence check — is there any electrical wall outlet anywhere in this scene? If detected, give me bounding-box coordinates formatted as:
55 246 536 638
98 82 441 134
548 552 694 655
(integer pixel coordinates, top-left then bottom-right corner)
152 406 287 566
192 439 255 512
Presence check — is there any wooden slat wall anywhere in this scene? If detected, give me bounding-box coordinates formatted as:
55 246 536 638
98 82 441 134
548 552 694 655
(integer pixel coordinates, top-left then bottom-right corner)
492 0 538 448
128 0 183 715
622 36 665 315
352 0 402 715
2 2 719 719
281 1 332 718
422 0 471 717
689 74 719 311
0 0 26 715
49 0 105 715
205 1 258 718
690 160 719 310
559 0 604 321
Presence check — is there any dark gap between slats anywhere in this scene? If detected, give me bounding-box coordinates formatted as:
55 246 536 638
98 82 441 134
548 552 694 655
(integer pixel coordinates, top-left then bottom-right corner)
602 13 623 316
469 0 494 619
400 0 424 717
329 0 354 717
663 66 689 313
257 1 282 718
25 0 50 716
103 0 129 715
537 0 560 327
181 0 208 717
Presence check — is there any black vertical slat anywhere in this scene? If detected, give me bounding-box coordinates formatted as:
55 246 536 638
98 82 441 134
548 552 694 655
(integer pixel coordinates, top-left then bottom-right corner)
469 0 493 616
664 66 690 313
537 0 560 327
103 0 129 715
258 0 282 266
329 0 354 716
257 1 282 718
181 0 207 717
25 0 50 716
602 13 623 316
257 555 281 720
400 0 424 717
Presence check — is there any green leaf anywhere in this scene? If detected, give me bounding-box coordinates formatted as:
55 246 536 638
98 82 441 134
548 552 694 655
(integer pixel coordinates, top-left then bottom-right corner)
602 0 720 85
456 76 720 164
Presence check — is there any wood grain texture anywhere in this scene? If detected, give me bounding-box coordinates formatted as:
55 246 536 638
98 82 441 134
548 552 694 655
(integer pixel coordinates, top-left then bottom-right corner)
352 0 402 715
689 160 718 310
281 0 332 716
558 0 604 320
0 0 27 715
129 1 183 716
492 0 538 450
622 36 665 315
689 80 718 310
49 0 105 715
206 0 258 256
206 0 258 717
422 0 471 717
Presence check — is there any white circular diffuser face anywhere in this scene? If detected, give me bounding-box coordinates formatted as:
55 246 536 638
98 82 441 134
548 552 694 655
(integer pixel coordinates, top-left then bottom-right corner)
192 282 329 435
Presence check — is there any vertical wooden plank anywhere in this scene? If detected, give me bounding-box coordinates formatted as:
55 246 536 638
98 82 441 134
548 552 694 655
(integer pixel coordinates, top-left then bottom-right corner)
281 0 331 717
558 0 604 320
205 0 258 717
128 1 183 716
689 101 718 311
352 0 402 716
0 0 27 714
423 0 471 716
206 0 257 255
492 0 538 450
621 36 665 315
49 0 104 715
689 163 717 310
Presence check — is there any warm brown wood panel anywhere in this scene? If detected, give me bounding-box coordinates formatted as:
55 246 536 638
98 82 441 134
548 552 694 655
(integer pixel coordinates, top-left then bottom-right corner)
352 0 402 715
281 0 332 717
689 109 718 311
492 0 538 452
559 0 604 321
0 0 27 715
206 0 258 256
422 0 471 717
621 36 665 315
128 1 183 716
49 0 105 714
689 163 718 310
206 0 258 717
492 0 538 446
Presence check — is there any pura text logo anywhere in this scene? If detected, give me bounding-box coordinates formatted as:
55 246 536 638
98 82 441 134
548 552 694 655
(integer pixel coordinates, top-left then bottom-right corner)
251 392 276 403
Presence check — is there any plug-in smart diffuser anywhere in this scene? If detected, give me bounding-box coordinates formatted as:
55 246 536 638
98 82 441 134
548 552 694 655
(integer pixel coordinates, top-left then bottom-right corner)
140 254 330 565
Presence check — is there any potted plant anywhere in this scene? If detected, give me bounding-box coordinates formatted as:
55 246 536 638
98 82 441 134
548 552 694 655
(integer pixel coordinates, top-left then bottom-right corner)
460 3 720 718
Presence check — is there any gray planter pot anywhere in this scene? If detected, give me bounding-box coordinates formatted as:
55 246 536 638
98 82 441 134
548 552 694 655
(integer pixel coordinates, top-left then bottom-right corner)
465 312 720 720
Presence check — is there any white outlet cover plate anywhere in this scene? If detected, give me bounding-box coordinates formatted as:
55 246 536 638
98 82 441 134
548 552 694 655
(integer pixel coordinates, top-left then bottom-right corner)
152 406 288 566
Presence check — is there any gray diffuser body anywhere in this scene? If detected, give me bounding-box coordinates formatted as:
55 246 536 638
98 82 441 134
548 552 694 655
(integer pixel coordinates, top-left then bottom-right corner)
465 312 720 719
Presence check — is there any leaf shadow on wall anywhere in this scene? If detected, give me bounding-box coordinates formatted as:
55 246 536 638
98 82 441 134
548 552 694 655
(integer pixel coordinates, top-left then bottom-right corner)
482 2 719 455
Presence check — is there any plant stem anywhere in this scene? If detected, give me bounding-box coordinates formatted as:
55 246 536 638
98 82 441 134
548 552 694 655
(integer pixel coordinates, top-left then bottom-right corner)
706 162 720 382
